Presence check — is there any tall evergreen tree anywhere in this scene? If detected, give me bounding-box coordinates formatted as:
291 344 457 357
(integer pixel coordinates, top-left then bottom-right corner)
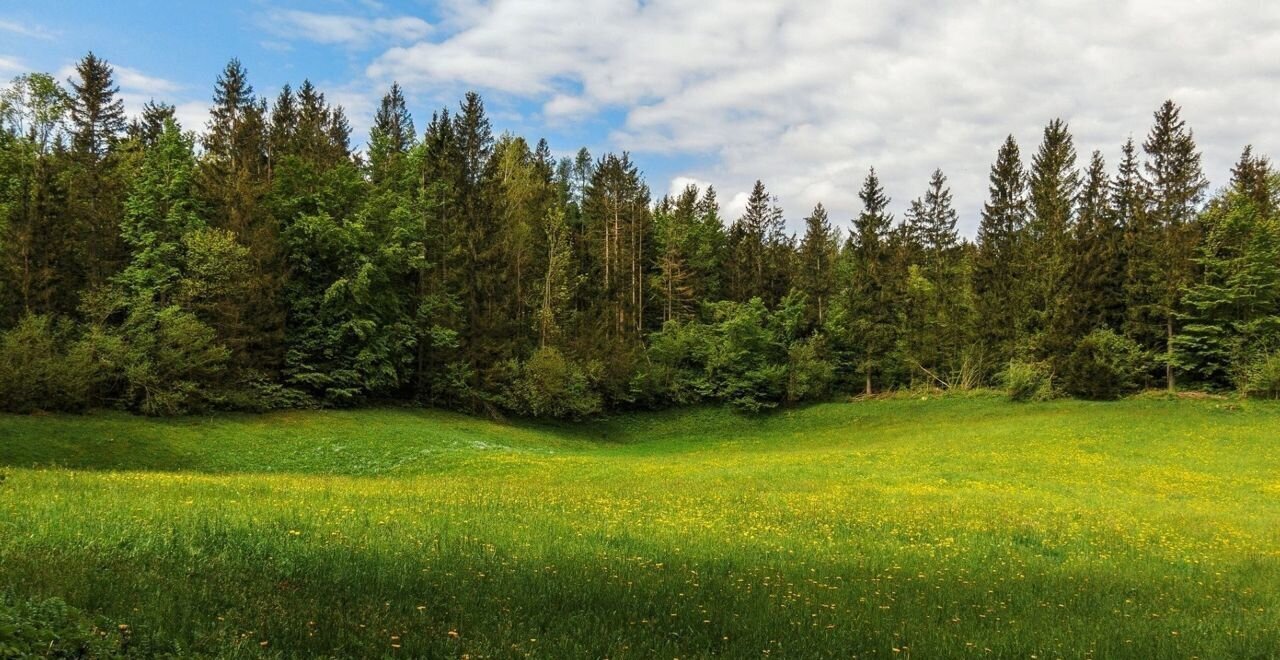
726 180 790 306
67 52 128 290
201 59 278 373
1067 150 1125 336
1141 100 1208 390
1174 163 1280 388
974 136 1030 369
1026 118 1079 365
368 82 416 190
796 202 839 327
837 168 898 393
902 169 967 385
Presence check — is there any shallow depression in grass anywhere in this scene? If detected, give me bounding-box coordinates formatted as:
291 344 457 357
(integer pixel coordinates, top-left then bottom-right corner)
1 396 1278 657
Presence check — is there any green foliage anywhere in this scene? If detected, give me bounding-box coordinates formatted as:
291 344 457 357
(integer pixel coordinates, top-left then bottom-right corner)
0 56 1273 416
634 320 713 406
0 315 101 413
785 334 834 403
0 593 123 659
1240 351 1280 399
115 303 230 416
1061 328 1145 400
504 346 602 419
1002 359 1054 402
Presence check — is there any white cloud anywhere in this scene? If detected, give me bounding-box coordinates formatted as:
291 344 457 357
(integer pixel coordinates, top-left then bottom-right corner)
0 19 54 40
0 55 24 76
172 101 211 135
668 176 711 198
363 0 1280 235
263 9 431 47
58 63 183 97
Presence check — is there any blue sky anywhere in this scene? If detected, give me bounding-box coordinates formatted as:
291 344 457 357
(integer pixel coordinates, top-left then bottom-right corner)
4 1 1279 235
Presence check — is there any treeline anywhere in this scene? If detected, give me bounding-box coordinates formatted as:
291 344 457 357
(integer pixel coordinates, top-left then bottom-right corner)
2 54 1279 416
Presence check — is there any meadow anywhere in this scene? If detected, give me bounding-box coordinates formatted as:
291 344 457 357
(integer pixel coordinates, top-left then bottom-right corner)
1 394 1278 658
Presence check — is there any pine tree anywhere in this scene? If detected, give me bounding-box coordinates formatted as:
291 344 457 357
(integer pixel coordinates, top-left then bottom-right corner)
67 52 128 290
838 168 898 393
368 83 416 188
200 59 278 374
1174 161 1280 388
902 169 966 384
1230 145 1273 218
1067 150 1125 336
1142 100 1208 390
796 203 838 327
726 180 790 306
1026 118 1079 365
974 136 1030 369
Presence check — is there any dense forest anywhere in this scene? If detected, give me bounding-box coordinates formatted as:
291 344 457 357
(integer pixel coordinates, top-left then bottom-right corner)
2 53 1279 417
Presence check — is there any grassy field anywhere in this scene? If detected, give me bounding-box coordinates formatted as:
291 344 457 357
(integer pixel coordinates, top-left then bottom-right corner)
1 395 1278 658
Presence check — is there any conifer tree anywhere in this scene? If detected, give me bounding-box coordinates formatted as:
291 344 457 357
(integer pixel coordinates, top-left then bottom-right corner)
1026 119 1079 364
1141 100 1208 390
67 52 128 290
974 136 1030 368
1174 152 1280 387
837 168 898 393
1067 150 1125 337
796 203 839 327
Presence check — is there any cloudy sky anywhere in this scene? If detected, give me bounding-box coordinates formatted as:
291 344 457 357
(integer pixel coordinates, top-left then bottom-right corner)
4 1 1278 234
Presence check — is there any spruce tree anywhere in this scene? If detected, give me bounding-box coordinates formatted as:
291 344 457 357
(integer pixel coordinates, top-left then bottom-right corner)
1142 100 1208 390
67 52 128 289
1174 163 1280 388
838 168 898 393
1026 118 1079 365
1067 150 1125 336
974 136 1029 369
200 59 279 374
796 202 838 327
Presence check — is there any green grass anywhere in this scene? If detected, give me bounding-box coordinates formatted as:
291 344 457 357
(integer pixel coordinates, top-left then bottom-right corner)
1 395 1278 657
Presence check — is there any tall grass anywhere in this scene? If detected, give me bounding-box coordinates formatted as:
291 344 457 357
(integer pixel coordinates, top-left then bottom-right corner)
1 397 1278 657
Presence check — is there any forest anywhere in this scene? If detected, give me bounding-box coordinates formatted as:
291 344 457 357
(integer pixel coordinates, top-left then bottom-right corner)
3 53 1279 418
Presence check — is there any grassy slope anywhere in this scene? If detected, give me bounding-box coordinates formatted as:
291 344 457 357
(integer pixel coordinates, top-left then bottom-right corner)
0 396 1278 657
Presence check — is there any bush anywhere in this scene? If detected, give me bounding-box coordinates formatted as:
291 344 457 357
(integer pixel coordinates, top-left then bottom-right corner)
632 321 713 407
706 299 786 412
117 303 231 416
1241 351 1280 399
509 347 602 419
0 315 104 413
1061 328 1145 400
1002 360 1054 402
786 335 835 404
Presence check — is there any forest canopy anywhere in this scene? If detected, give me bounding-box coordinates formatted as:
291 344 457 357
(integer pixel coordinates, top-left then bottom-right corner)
3 53 1279 417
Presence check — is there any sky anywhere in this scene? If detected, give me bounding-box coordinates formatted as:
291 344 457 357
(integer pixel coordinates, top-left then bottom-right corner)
3 0 1279 235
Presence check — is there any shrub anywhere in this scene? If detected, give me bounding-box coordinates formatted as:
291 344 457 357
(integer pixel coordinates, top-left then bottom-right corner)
510 347 602 419
118 303 230 416
1061 328 1145 400
632 320 713 407
0 315 104 413
1241 351 1280 399
706 299 786 412
1002 360 1054 402
786 335 835 404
